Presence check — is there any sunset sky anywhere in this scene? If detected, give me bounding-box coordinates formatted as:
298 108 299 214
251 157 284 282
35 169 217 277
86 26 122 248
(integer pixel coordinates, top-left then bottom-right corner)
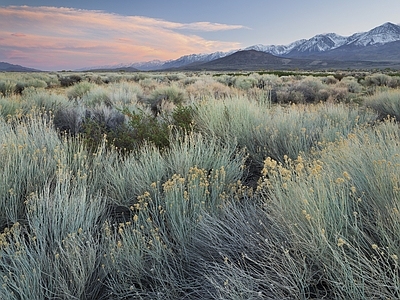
1 1 400 70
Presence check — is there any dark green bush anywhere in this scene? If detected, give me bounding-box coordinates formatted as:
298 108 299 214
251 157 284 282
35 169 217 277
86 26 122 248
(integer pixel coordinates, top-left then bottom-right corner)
124 109 170 150
171 105 196 132
59 74 82 87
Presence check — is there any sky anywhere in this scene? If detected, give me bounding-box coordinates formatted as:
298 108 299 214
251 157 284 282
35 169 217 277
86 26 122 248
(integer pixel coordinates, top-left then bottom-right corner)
1 0 400 71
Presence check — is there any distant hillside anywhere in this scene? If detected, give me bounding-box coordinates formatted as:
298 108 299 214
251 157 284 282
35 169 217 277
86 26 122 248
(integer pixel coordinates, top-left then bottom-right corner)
0 62 40 72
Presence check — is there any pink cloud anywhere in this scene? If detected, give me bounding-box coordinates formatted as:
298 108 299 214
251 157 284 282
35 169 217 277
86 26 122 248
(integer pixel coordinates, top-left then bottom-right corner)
0 6 246 70
11 33 26 37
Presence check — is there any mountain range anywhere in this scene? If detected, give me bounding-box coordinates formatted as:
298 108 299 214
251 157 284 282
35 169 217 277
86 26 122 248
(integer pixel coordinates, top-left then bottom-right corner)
92 22 400 71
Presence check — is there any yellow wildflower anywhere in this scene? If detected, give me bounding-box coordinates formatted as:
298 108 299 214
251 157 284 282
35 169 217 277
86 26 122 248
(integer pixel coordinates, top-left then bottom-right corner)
343 171 351 180
337 238 346 247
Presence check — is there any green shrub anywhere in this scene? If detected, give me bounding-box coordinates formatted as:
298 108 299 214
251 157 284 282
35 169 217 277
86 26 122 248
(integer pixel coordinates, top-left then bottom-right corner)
109 81 144 106
0 96 21 119
364 90 400 120
363 73 392 87
59 74 82 87
171 105 195 132
148 85 186 106
123 109 170 149
66 81 92 99
0 80 16 96
81 86 112 107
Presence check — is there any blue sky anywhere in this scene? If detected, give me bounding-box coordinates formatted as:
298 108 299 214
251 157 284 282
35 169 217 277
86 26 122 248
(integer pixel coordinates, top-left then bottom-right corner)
1 0 399 70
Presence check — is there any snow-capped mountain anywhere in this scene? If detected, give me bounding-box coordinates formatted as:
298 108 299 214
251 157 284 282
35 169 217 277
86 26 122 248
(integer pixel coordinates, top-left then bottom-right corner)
80 22 400 71
128 60 166 71
346 22 400 46
289 33 348 53
159 51 234 69
269 22 400 57
245 39 306 56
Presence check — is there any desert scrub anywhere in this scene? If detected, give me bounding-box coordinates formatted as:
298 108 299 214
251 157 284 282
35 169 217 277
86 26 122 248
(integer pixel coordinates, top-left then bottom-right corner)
0 80 16 96
256 119 400 298
53 104 86 135
0 96 22 119
364 90 400 120
186 78 232 100
195 98 376 169
0 109 108 228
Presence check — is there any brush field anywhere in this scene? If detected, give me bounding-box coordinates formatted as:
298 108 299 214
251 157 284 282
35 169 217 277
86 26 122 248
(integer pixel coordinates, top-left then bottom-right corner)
0 70 400 299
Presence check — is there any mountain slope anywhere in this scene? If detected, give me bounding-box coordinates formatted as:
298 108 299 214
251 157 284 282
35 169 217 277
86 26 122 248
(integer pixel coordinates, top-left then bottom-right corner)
0 62 40 72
